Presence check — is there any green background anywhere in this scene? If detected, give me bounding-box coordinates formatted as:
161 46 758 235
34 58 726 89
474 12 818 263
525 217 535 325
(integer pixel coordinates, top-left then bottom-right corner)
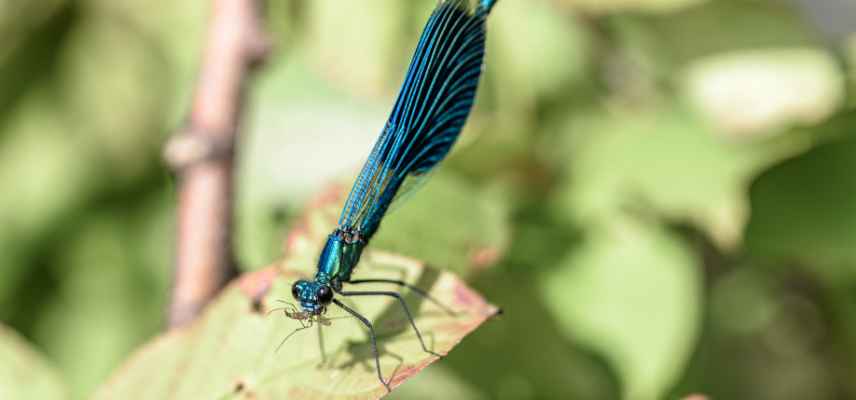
2 0 856 398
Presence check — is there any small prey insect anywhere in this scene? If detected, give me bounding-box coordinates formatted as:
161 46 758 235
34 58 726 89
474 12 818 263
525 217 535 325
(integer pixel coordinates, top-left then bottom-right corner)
267 300 340 353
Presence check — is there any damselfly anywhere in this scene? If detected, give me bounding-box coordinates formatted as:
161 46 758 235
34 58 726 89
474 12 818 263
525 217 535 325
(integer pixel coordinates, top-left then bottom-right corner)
282 0 498 391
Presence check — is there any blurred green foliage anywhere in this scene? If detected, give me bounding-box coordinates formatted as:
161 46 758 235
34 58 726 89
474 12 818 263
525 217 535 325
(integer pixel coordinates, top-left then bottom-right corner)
1 0 856 399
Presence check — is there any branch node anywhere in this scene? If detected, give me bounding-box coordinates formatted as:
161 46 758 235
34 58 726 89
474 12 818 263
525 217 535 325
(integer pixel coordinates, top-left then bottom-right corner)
246 32 273 69
163 130 234 170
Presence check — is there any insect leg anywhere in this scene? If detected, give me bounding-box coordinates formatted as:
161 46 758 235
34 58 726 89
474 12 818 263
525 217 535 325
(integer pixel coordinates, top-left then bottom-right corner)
348 279 457 315
275 319 312 353
337 289 441 358
332 299 391 392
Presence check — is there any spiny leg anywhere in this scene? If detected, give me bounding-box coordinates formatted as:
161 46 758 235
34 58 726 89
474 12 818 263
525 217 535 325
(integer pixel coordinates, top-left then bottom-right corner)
333 299 391 392
337 289 441 358
348 279 457 315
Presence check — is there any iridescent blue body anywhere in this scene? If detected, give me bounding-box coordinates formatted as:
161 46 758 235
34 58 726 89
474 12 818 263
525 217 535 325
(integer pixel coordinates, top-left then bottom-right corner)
293 229 363 313
292 0 497 316
286 0 498 391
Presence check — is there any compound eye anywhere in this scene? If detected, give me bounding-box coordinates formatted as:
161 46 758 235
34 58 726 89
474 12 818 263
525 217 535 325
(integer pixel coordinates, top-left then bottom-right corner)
316 286 333 305
291 282 301 300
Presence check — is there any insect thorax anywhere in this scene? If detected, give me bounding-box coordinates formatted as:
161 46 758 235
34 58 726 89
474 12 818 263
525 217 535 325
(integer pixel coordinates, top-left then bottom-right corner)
315 228 366 284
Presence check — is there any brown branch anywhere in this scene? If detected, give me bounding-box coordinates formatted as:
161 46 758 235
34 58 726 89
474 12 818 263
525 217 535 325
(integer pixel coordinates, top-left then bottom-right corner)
164 0 271 329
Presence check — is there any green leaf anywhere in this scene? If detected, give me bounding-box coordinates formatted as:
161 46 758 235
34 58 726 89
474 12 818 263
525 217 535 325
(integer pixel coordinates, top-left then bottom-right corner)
278 172 508 277
490 0 590 108
555 105 809 249
372 173 510 276
745 135 856 282
541 217 701 400
0 0 66 65
96 187 499 399
847 34 856 105
33 204 172 399
237 58 389 268
0 324 67 400
441 270 622 399
386 365 489 400
96 259 497 399
0 92 98 305
646 0 819 64
683 48 845 138
556 0 706 14
306 0 405 97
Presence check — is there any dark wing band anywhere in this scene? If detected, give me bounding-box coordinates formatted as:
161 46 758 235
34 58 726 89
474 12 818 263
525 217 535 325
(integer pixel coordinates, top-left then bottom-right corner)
338 0 495 238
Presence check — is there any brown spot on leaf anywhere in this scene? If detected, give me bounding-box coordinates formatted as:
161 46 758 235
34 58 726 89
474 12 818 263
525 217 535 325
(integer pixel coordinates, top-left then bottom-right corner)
250 299 263 314
234 379 258 399
453 282 483 308
469 246 501 269
238 267 278 305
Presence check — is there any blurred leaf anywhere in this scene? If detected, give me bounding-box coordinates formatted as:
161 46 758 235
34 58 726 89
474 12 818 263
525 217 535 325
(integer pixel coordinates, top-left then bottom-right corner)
372 173 510 276
281 173 508 276
57 11 169 181
386 364 488 400
240 58 387 203
443 269 622 399
84 0 207 123
0 4 177 395
96 259 497 399
0 251 23 310
85 0 205 73
555 105 810 249
307 0 405 97
556 0 706 14
745 135 856 281
0 91 93 236
542 217 701 400
847 33 856 105
0 324 67 400
709 268 777 337
237 57 389 267
490 0 590 109
676 265 841 400
99 175 499 398
0 0 66 64
0 91 96 303
647 0 818 65
683 48 844 138
34 204 171 399
0 0 173 294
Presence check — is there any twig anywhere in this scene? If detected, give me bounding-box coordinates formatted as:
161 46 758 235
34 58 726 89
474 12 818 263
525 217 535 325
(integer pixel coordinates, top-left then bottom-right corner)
165 0 271 328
